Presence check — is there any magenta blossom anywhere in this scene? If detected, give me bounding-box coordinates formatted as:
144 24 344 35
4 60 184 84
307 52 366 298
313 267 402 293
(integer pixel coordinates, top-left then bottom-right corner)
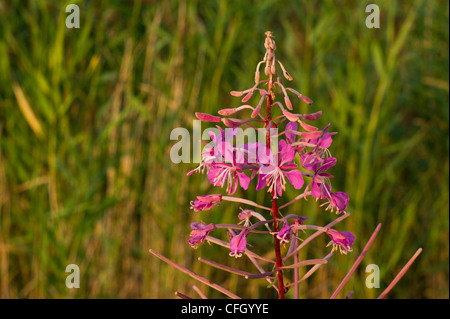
207 163 250 195
326 228 355 254
188 222 215 248
321 191 349 214
256 139 304 198
304 156 336 199
293 216 309 234
276 222 292 244
229 228 249 258
190 194 222 212
202 130 251 195
187 129 237 176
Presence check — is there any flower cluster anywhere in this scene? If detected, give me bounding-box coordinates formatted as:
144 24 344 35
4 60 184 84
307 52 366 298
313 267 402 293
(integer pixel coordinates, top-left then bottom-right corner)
185 31 354 298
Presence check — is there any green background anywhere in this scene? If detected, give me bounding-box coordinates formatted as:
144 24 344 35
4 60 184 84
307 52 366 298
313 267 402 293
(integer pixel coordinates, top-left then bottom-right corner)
0 0 448 298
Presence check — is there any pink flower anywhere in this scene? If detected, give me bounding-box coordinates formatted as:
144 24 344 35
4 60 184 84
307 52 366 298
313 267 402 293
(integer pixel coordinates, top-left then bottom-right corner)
188 222 215 248
321 191 349 214
293 216 309 234
229 229 249 258
326 229 355 254
304 156 337 199
256 139 304 198
276 222 292 244
205 131 251 195
207 164 250 195
190 194 222 212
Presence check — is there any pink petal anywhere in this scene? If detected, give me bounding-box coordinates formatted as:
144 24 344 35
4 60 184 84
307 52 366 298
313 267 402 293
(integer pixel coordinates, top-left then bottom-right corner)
256 173 268 191
237 171 251 190
279 139 295 164
284 169 304 190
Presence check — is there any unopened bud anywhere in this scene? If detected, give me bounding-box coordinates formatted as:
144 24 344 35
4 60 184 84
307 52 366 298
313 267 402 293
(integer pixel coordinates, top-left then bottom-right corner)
218 108 237 116
251 103 262 118
241 91 254 103
195 112 221 122
222 118 242 128
300 94 313 104
254 71 260 84
300 110 322 121
284 96 293 110
299 120 318 132
300 131 323 139
270 63 276 75
284 71 293 81
283 110 299 122
230 91 244 97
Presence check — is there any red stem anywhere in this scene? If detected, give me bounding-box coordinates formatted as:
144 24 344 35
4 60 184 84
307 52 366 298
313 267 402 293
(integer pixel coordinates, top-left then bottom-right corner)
266 72 285 299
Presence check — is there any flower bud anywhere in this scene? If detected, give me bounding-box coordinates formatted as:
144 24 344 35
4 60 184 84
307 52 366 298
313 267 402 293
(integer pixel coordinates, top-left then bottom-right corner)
300 131 323 139
230 91 244 97
300 94 313 104
270 63 276 75
222 118 242 128
251 104 262 118
195 112 221 122
284 70 293 81
284 96 293 110
300 110 322 121
241 91 254 103
254 71 260 84
283 110 299 122
218 108 236 116
299 120 318 132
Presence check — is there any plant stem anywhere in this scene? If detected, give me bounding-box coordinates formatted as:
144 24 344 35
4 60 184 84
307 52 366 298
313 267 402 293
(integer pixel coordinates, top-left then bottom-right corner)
266 61 285 299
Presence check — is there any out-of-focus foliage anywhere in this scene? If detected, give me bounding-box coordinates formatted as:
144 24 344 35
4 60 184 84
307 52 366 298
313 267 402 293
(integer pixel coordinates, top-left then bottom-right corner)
0 0 448 298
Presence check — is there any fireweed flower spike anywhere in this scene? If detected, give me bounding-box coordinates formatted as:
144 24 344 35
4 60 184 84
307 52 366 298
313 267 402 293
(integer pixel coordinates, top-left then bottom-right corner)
150 30 421 299
326 228 355 255
146 31 412 300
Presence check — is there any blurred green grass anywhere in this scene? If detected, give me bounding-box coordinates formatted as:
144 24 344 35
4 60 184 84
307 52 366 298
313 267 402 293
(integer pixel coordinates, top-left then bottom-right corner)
0 0 448 298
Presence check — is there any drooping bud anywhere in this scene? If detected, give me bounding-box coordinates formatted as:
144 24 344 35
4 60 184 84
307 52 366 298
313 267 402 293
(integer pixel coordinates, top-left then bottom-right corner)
284 96 293 110
230 91 244 97
282 110 299 122
218 108 237 116
195 112 221 122
300 131 323 139
284 70 293 81
270 61 276 75
299 94 313 104
241 90 254 103
222 118 243 128
254 71 260 84
300 110 322 121
251 95 265 118
299 120 318 132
